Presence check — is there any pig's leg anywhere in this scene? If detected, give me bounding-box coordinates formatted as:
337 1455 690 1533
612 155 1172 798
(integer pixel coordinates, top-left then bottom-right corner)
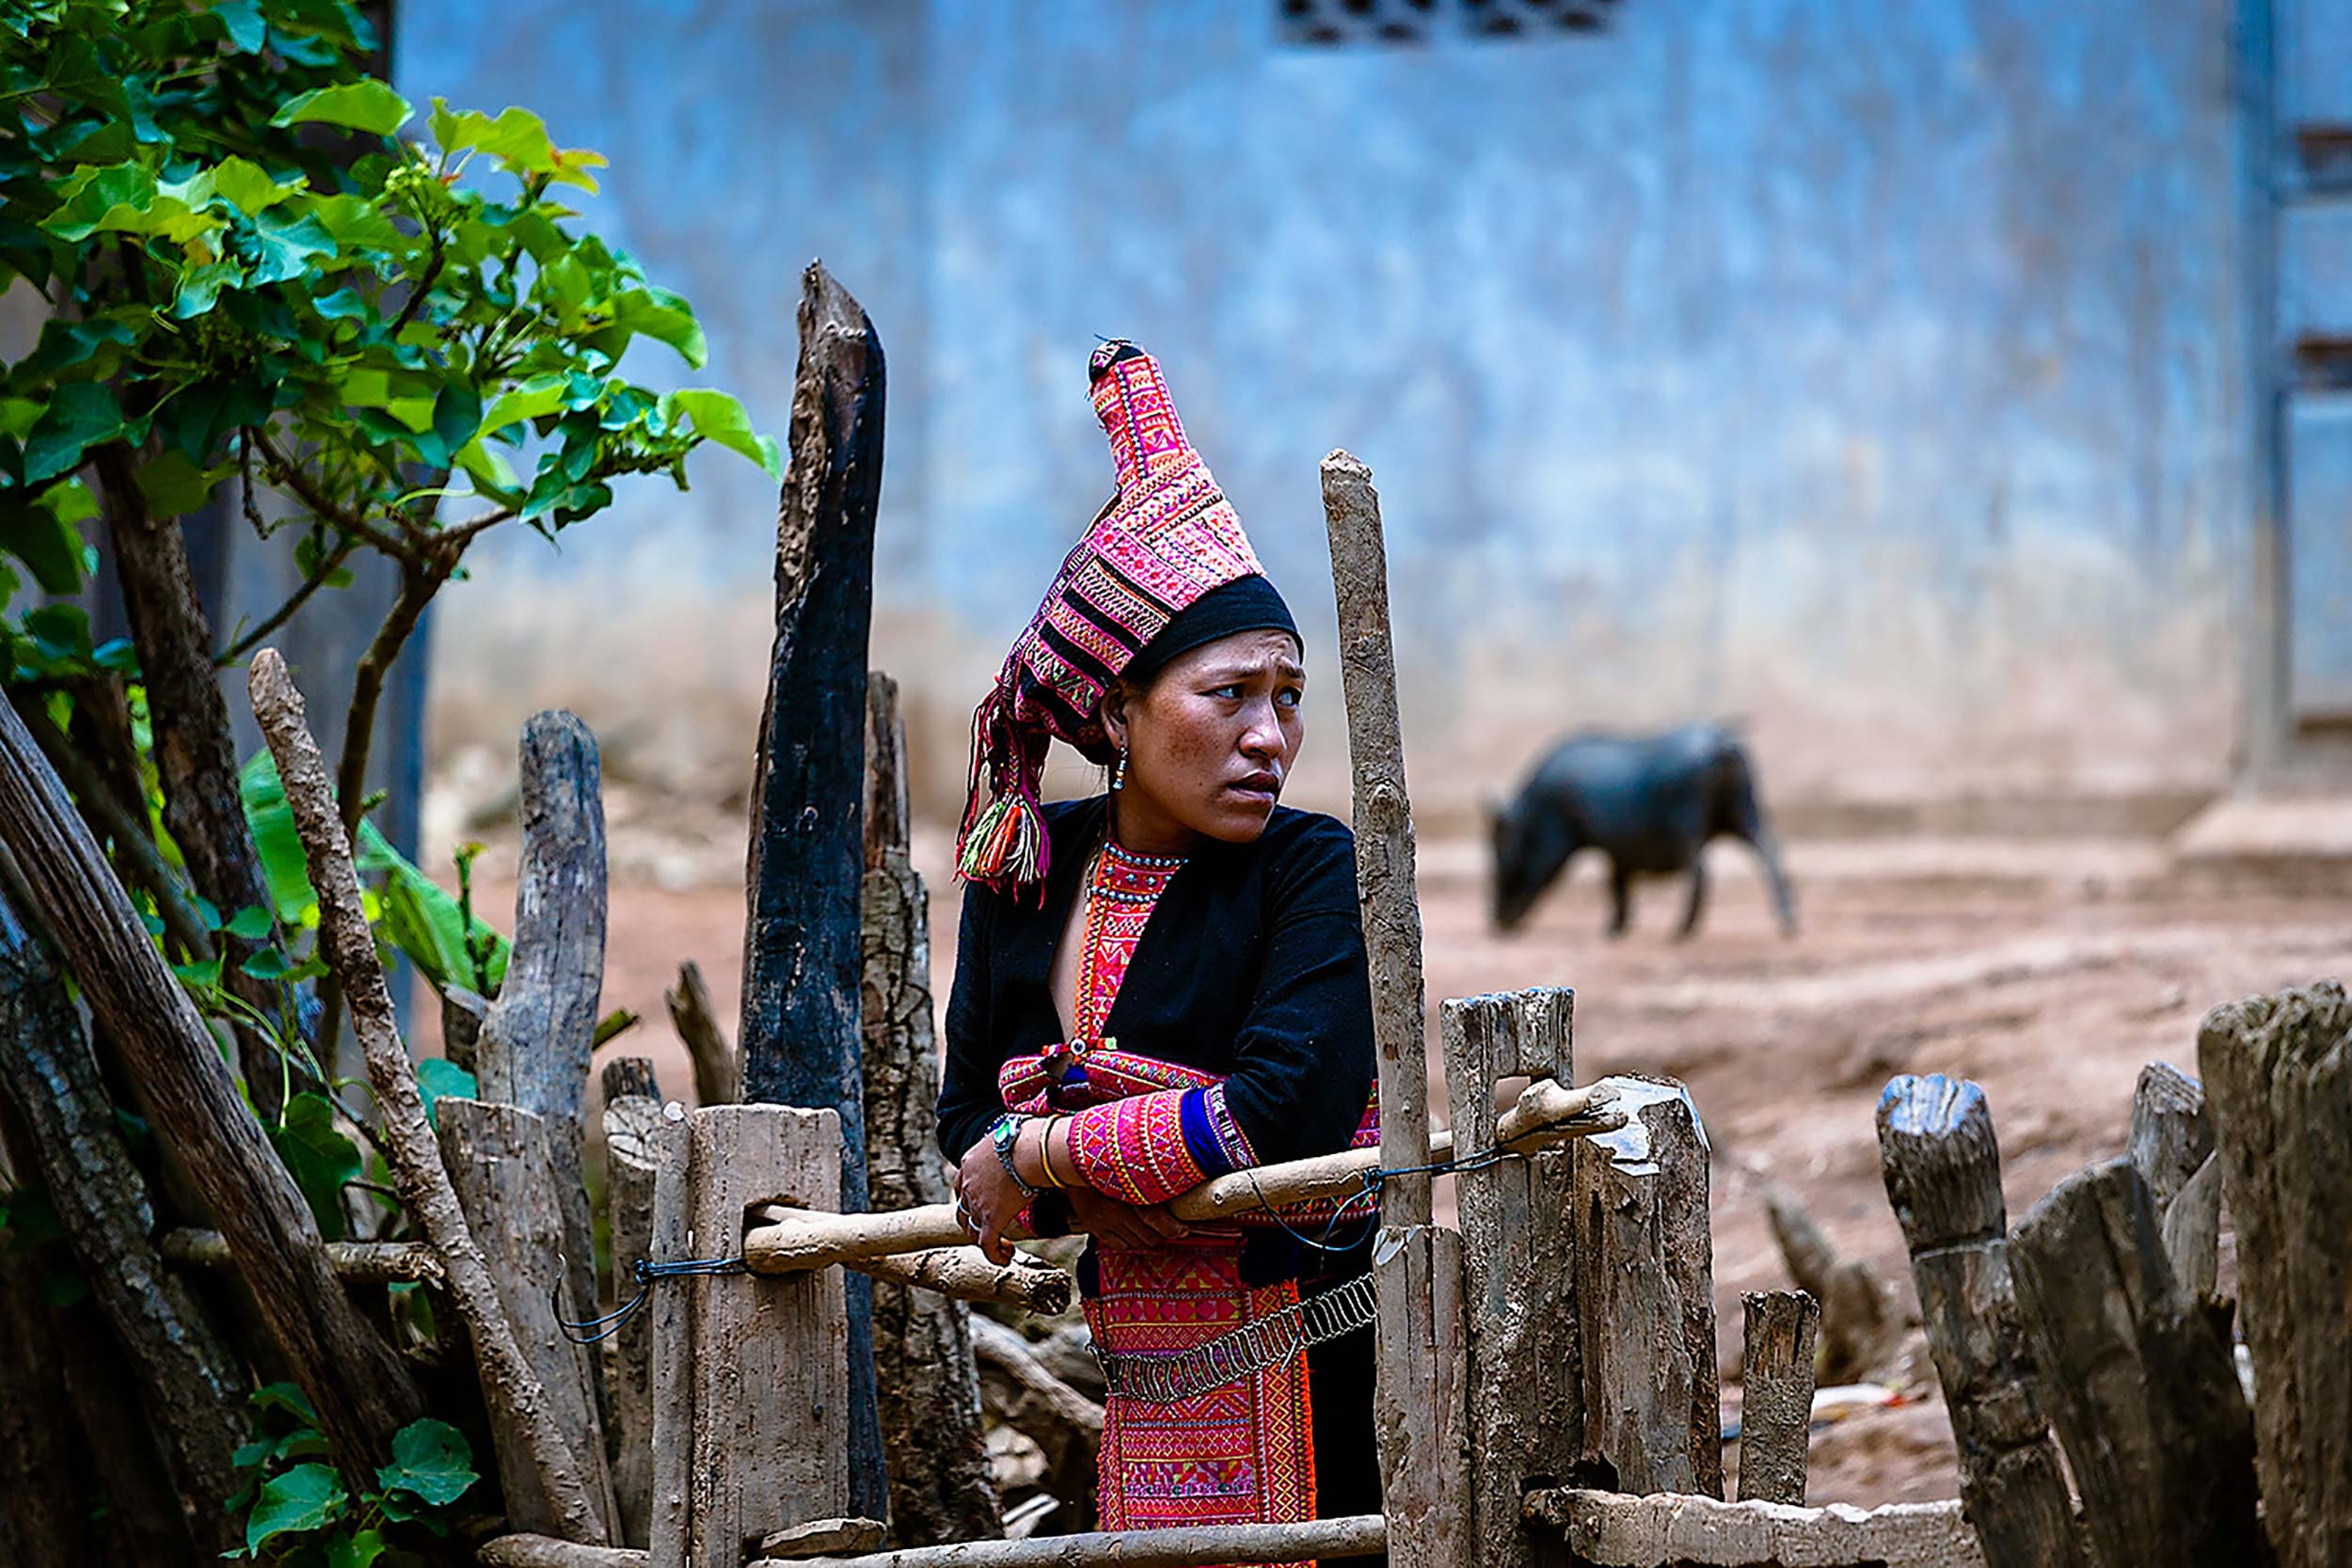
1677 856 1708 940
1730 786 1799 935
1606 860 1632 938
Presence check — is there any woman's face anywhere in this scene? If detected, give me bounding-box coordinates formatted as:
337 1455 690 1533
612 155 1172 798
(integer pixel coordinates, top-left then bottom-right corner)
1101 628 1306 850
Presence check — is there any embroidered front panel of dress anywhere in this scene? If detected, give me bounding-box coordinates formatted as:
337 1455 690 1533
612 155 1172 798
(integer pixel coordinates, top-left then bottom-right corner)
1087 1243 1316 1544
1075 841 1184 1040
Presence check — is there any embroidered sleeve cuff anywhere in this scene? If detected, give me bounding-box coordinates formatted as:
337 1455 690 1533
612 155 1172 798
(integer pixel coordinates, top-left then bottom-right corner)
1068 1090 1210 1206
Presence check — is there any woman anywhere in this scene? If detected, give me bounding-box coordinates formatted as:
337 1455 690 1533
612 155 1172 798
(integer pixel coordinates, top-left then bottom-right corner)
938 341 1382 1539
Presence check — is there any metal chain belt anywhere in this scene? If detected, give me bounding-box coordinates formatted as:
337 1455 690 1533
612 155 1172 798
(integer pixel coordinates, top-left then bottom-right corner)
1089 1272 1378 1405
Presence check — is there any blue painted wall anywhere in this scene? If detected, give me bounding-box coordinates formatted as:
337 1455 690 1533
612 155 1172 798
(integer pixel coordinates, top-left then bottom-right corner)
403 0 2256 821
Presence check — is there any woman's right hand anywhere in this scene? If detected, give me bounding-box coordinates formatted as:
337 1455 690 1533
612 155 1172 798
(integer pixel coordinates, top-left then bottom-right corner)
1066 1187 1190 1251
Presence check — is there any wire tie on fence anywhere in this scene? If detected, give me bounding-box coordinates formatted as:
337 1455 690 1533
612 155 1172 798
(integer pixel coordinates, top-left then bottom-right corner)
556 1252 747 1345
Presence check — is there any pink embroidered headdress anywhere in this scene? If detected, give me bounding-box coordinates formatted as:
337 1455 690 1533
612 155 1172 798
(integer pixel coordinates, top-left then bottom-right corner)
957 341 1278 890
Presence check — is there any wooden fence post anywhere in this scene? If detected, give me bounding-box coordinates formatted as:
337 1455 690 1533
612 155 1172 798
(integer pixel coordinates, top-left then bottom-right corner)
738 259 888 1522
2125 1062 2223 1304
475 711 609 1336
646 1112 693 1568
1442 988 1579 1568
2008 1158 2261 1568
1323 450 1470 1568
437 1099 622 1544
2199 983 2352 1568
1875 1074 2085 1568
1570 1076 1720 1497
602 1060 664 1548
1735 1290 1819 1506
687 1105 853 1567
860 672 999 1546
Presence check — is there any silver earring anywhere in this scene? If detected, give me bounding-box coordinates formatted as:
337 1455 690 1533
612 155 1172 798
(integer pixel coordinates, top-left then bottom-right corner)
1111 748 1127 792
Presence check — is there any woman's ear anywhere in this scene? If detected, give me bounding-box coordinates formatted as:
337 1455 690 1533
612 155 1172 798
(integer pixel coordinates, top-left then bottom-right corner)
1099 681 1133 750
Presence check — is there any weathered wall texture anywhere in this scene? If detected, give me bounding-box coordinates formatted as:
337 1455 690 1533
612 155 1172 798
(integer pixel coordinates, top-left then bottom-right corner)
402 0 2254 827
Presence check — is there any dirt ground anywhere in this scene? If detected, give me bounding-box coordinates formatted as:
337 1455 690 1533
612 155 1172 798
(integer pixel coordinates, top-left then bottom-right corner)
435 827 2351 1510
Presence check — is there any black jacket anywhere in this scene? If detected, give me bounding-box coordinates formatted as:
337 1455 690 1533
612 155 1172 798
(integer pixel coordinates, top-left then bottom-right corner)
936 797 1376 1177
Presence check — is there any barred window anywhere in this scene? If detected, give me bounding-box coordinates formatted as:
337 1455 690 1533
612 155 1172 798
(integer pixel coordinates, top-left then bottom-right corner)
1278 0 1618 48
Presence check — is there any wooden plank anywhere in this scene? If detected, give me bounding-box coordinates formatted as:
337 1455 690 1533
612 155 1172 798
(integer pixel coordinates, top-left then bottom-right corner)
688 1105 851 1567
754 1514 1387 1568
2199 983 2352 1568
438 1099 621 1543
2008 1159 2262 1568
1736 1291 1820 1506
1373 1224 1472 1568
1571 1076 1721 1497
602 1091 665 1548
645 1114 692 1568
1319 450 1431 1230
763 1519 890 1560
1522 1488 1984 1568
0 673 421 1486
476 710 610 1342
739 260 887 1520
860 672 998 1546
1875 1074 2085 1568
1440 987 1579 1568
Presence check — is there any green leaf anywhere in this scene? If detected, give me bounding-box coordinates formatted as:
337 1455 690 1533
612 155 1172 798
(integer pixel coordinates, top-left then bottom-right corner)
248 208 339 287
24 383 123 483
193 895 225 932
612 286 706 369
135 451 227 516
661 389 782 479
170 260 243 319
270 82 412 138
328 1528 386 1568
312 287 371 322
375 1418 476 1507
214 0 267 52
453 436 520 499
416 380 481 468
0 489 90 594
226 906 276 941
245 1463 344 1552
307 193 401 253
249 1381 317 1424
211 156 302 215
268 1093 361 1239
379 860 508 993
239 946 299 980
478 373 568 438
415 1056 475 1127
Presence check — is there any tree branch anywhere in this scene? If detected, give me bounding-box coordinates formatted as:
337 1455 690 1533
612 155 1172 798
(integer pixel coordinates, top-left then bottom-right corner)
216 533 360 666
336 559 440 845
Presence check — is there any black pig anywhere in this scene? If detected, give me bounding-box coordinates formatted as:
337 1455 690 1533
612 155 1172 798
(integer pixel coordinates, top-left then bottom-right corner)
1488 722 1796 938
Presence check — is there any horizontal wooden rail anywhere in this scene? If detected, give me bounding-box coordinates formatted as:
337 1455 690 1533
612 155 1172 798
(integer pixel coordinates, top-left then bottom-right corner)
746 1080 1623 1274
484 1516 1384 1568
1521 1489 1982 1568
163 1226 1067 1311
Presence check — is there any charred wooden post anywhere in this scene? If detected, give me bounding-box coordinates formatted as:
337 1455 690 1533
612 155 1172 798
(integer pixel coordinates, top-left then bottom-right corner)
2199 983 2352 1568
664 961 737 1108
0 683 421 1485
645 1114 693 1568
0 886 246 1550
1571 1076 1722 1497
600 1065 663 1548
249 649 603 1538
438 1099 623 1543
860 672 1000 1545
1875 1074 2084 1568
1441 987 1580 1568
2008 1158 2261 1568
475 712 610 1340
1322 449 1471 1568
739 260 888 1516
687 1105 853 1565
1736 1290 1820 1506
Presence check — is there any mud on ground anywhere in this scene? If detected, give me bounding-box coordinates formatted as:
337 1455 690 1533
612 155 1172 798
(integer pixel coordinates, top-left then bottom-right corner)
428 829 2350 1509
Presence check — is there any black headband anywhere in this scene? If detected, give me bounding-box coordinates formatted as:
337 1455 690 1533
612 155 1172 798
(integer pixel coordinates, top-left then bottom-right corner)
1122 574 1300 689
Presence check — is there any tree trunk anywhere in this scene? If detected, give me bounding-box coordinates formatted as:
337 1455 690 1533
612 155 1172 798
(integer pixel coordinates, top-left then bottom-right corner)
860 673 1001 1546
92 446 290 1116
0 690 420 1485
0 886 247 1549
738 261 887 1517
0 1192 116 1566
2199 983 2352 1568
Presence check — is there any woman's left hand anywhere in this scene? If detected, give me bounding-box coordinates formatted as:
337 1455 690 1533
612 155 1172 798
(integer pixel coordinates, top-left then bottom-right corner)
952 1132 1025 1265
